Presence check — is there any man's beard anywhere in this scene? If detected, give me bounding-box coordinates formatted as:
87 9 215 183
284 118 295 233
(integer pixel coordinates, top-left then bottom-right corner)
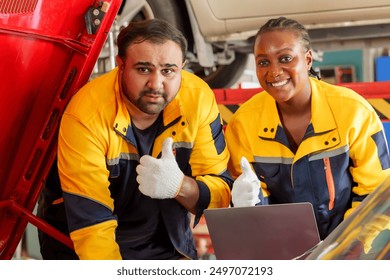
135 89 169 115
122 79 169 115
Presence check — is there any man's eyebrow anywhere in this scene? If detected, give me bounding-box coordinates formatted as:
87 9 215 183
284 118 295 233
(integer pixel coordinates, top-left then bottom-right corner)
163 63 179 68
134 61 179 68
134 61 154 67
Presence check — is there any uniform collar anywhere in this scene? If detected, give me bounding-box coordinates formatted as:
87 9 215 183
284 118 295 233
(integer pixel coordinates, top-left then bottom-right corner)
113 68 131 139
257 77 338 140
309 78 337 133
113 69 184 142
257 94 280 139
162 96 183 126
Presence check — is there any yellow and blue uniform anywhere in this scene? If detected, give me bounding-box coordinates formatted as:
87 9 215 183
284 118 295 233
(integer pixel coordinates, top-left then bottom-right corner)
53 68 232 259
225 77 390 240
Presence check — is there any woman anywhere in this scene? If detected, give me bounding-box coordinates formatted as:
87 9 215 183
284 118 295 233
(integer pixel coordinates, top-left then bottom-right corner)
225 17 390 240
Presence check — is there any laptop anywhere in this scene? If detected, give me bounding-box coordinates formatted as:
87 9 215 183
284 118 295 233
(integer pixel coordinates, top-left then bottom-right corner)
203 202 321 260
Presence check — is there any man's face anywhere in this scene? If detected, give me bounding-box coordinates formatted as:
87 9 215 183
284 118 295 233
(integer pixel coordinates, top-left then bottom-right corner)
116 40 184 116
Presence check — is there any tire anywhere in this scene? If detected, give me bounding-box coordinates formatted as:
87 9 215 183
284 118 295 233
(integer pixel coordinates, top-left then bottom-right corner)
124 0 248 89
192 52 249 89
130 0 187 33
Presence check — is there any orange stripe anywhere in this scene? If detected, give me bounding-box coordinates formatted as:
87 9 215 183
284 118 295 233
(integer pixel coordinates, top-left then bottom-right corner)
52 198 64 205
323 157 335 210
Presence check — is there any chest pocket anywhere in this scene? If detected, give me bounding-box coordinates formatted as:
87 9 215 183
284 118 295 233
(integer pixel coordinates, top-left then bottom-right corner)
252 162 281 182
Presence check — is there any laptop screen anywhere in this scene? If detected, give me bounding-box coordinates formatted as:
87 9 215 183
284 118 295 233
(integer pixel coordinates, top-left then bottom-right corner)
203 202 321 260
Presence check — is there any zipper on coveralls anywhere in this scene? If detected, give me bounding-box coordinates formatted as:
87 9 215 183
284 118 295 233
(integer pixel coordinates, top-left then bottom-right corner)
323 157 335 210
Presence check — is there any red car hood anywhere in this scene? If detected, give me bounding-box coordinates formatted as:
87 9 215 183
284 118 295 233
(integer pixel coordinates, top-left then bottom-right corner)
0 0 122 259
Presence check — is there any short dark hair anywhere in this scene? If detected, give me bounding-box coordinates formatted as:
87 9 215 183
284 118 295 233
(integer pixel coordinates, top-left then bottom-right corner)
116 18 188 62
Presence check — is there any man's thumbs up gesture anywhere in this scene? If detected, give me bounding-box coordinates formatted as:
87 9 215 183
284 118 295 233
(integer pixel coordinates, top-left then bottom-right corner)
136 137 184 199
231 157 261 207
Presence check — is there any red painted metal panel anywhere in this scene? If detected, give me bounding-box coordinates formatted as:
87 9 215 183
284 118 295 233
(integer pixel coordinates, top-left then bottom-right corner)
338 82 390 99
0 0 123 259
214 82 390 104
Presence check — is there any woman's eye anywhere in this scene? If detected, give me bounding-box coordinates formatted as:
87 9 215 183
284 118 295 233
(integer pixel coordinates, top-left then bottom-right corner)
257 60 269 67
280 56 293 63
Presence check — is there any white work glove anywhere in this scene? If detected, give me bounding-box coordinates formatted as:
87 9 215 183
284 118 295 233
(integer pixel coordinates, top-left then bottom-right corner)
136 137 184 199
232 157 261 207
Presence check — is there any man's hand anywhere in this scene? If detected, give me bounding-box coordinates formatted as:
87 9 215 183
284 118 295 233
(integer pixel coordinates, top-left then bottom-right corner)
232 157 261 207
136 137 184 199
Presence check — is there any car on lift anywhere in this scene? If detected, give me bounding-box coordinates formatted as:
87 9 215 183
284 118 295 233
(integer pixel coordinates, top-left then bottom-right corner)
97 0 390 88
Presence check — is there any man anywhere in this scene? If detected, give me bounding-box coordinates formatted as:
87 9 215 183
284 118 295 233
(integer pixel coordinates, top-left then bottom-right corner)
38 19 232 260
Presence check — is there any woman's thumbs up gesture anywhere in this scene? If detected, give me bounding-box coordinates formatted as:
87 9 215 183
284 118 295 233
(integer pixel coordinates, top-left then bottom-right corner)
231 157 262 207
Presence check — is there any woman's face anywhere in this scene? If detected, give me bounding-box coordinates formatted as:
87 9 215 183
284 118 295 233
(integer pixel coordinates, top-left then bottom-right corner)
254 29 313 103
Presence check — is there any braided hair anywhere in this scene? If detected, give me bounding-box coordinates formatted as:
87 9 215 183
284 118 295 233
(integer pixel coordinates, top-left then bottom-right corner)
255 17 320 79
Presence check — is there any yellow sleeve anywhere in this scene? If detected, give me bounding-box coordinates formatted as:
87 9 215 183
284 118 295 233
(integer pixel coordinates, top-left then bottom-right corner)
70 220 122 260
